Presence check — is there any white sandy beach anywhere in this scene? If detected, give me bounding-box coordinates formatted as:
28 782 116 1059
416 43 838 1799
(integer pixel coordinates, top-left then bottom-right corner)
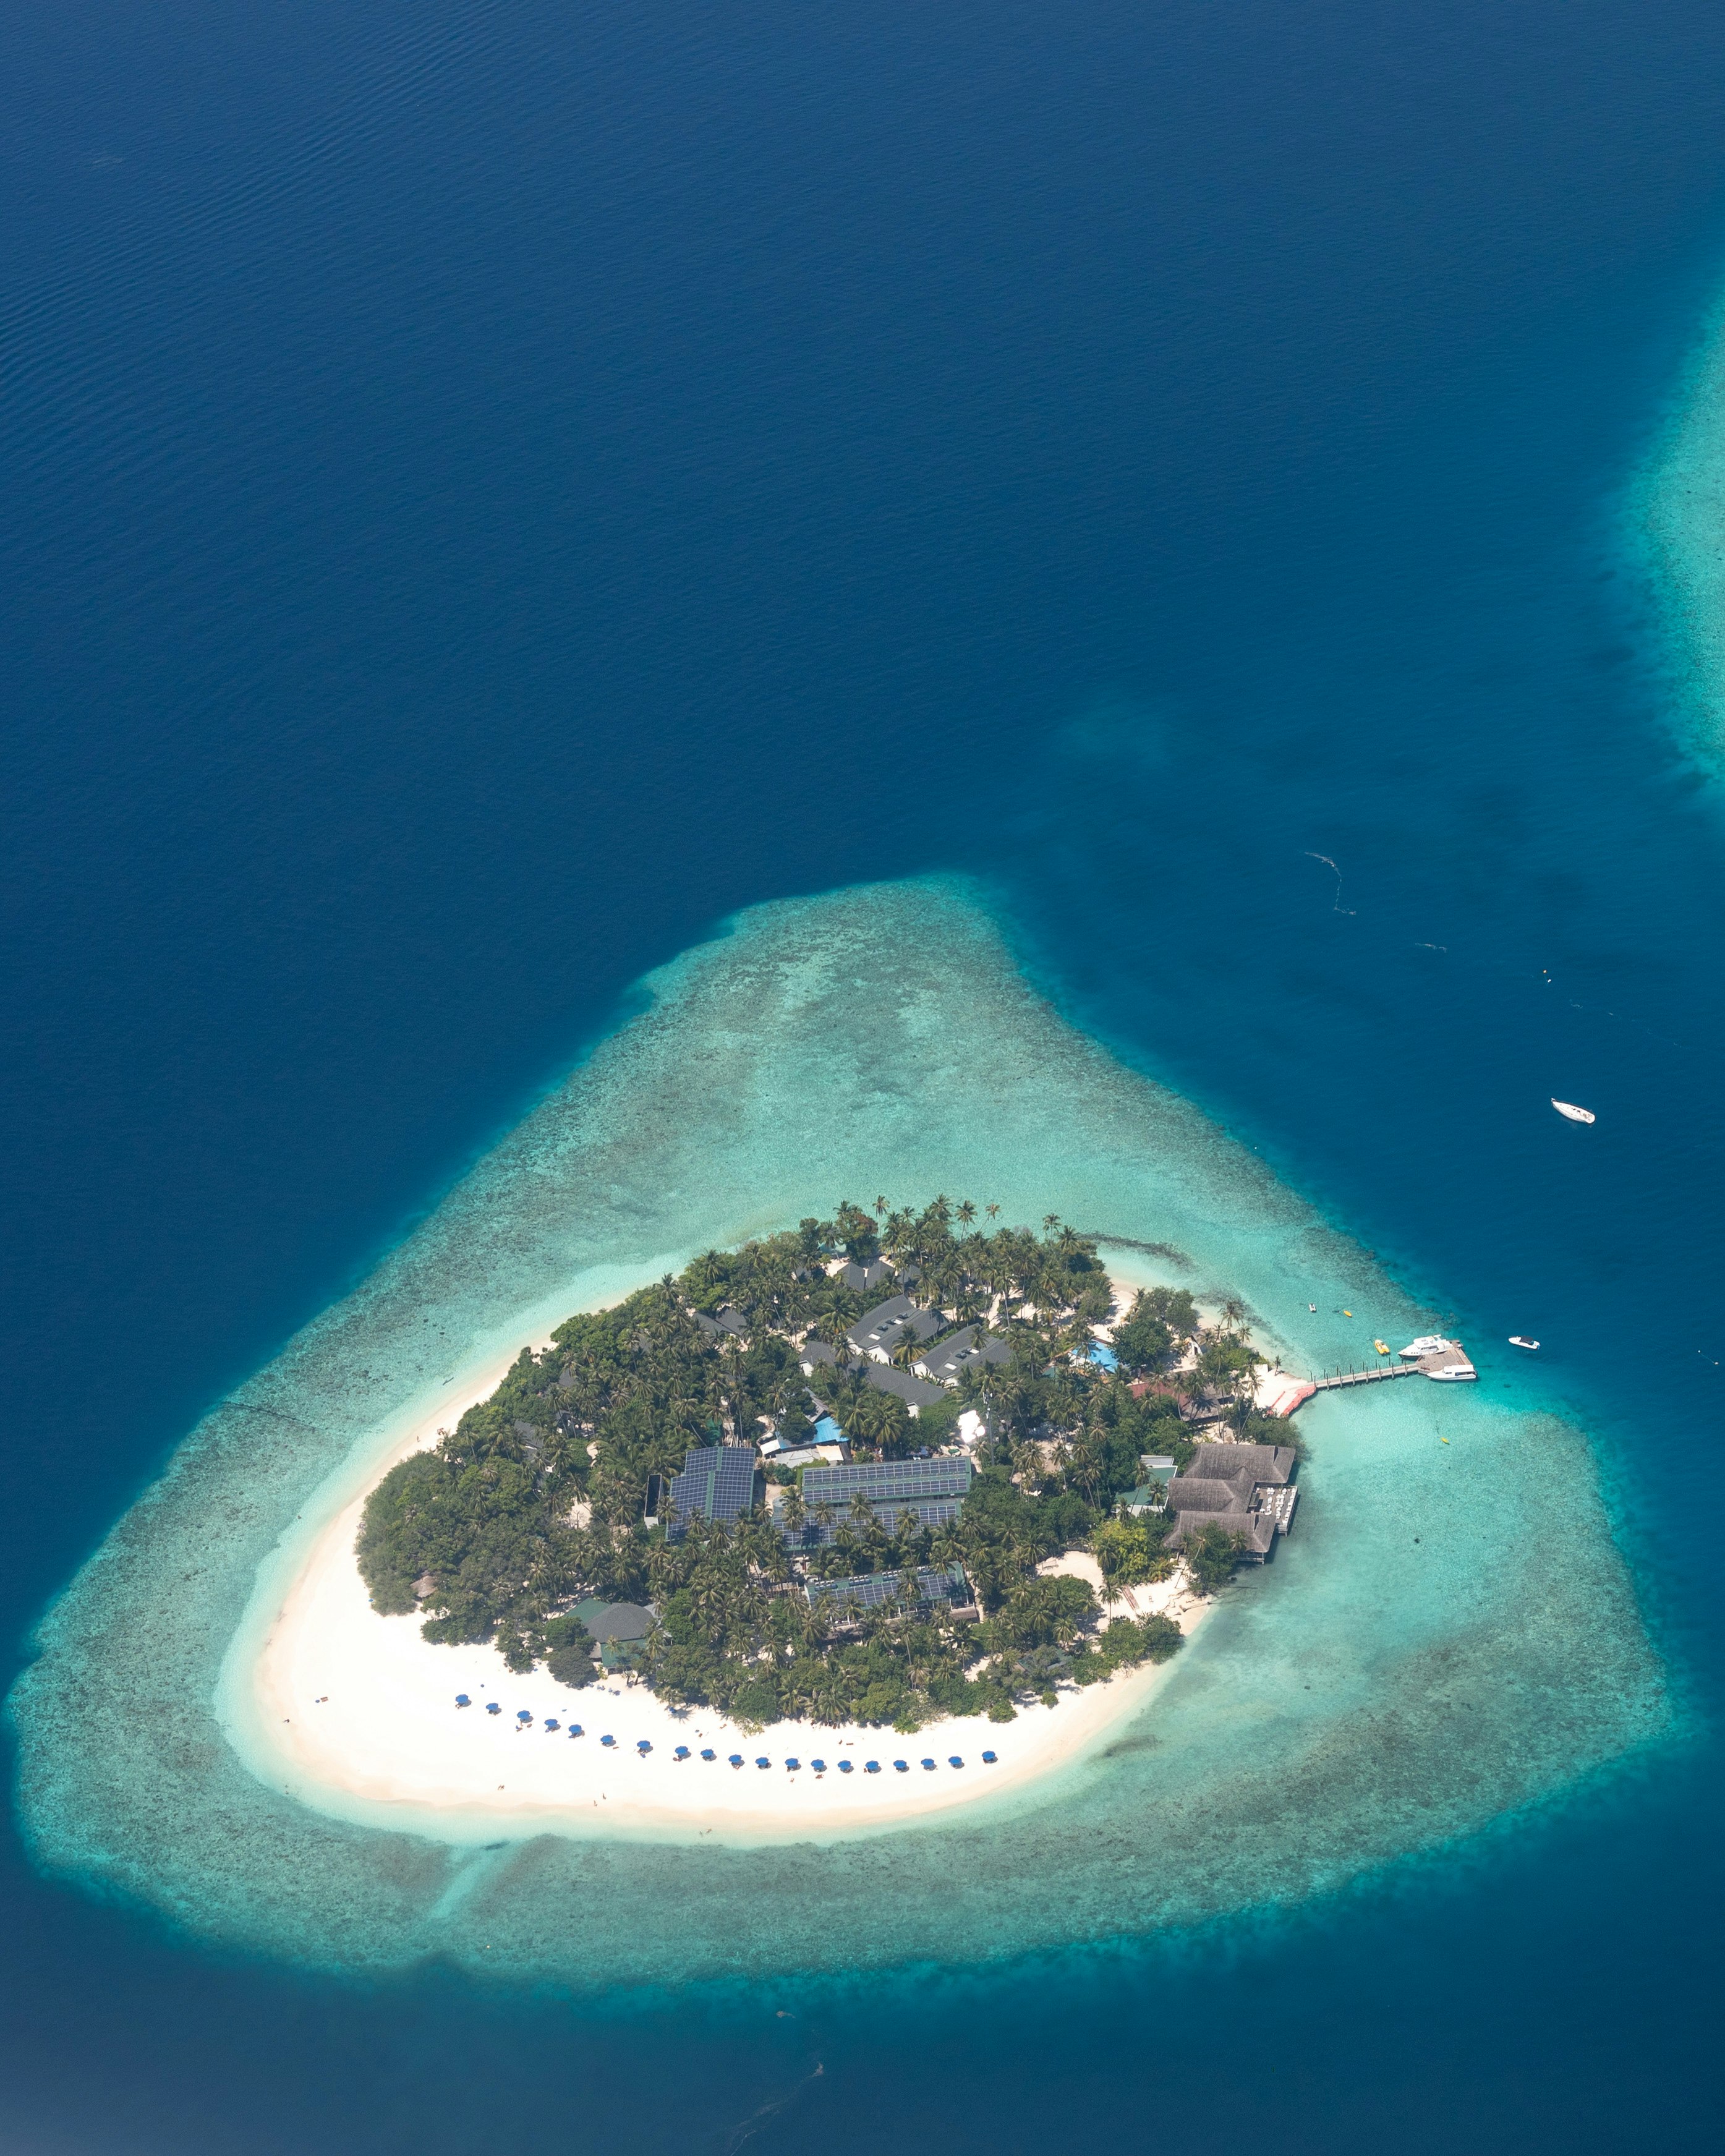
242 1274 1213 1844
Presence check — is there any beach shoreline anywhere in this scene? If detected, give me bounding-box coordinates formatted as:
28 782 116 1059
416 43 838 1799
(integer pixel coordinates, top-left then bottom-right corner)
233 1266 1216 1846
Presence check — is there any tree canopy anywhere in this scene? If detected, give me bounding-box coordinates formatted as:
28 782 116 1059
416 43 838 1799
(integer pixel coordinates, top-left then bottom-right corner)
357 1199 1261 1726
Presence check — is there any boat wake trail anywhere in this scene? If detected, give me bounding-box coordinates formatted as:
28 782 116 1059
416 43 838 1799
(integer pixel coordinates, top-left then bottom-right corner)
721 2062 824 2155
1303 851 1357 914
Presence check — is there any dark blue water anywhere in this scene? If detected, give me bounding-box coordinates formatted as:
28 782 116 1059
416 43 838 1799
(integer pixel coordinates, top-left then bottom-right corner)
5 1 1725 2147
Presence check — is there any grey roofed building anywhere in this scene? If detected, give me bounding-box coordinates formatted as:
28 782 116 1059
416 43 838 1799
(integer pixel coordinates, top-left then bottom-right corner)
848 1295 944 1363
799 1337 840 1372
1163 1441 1298 1562
805 1562 973 1617
788 1493 968 1546
803 1457 974 1506
663 1443 763 1538
862 1364 948 1413
694 1304 750 1339
914 1327 1012 1386
790 1455 974 1547
573 1598 657 1643
839 1258 894 1296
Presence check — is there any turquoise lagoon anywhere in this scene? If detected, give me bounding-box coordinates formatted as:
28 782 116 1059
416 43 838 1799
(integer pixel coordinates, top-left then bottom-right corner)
9 882 1665 1985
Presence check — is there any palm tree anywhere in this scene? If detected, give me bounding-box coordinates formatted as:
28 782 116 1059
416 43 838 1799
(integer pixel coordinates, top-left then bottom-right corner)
986 1203 1000 1222
1042 1213 1062 1235
875 1196 888 1218
956 1199 976 1227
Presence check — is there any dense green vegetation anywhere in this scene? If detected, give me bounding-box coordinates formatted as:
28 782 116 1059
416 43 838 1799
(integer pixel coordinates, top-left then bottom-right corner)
357 1198 1266 1729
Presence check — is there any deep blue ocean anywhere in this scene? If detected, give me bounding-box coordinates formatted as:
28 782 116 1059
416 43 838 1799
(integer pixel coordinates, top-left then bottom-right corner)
6 1 1725 2148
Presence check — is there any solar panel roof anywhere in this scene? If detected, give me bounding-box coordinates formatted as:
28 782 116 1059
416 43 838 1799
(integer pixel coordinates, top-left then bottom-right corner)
805 1562 971 1613
801 1457 973 1507
785 1494 967 1548
665 1444 761 1537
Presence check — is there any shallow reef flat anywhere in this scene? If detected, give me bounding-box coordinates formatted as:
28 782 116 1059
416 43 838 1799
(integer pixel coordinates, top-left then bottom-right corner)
1638 293 1725 759
7 878 1667 1984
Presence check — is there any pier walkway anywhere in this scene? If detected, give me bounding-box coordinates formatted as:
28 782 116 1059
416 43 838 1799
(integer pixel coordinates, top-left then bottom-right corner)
1309 1361 1423 1392
1307 1342 1475 1391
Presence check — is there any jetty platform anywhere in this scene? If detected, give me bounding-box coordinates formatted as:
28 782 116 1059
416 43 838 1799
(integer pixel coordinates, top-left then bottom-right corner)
1308 1342 1475 1392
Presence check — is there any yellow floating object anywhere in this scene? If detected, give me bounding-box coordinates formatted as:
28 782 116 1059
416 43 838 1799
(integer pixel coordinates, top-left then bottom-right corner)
1440 1437 1450 1444
1342 1309 1352 1317
1373 1339 1390 1355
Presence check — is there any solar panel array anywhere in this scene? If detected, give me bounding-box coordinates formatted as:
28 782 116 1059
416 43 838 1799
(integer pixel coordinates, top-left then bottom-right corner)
801 1457 973 1508
788 1457 973 1546
664 1444 761 1538
805 1562 971 1613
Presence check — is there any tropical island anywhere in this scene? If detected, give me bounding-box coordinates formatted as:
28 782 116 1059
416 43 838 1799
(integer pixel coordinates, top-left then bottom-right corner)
357 1199 1299 1734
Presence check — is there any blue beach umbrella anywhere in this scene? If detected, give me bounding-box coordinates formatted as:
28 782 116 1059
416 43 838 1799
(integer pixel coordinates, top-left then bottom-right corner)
454 1694 471 1708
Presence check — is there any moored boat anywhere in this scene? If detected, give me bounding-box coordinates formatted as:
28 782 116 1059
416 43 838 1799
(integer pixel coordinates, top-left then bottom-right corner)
1508 1336 1540 1350
1400 1334 1450 1359
1551 1099 1596 1123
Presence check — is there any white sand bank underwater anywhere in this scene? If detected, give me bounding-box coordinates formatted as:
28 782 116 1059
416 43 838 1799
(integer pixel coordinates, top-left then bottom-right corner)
9 880 1669 1985
243 1271 1206 1846
1637 292 1725 759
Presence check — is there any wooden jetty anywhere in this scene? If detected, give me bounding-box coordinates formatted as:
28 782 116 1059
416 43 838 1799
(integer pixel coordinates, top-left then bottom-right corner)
1308 1342 1474 1392
1309 1361 1423 1392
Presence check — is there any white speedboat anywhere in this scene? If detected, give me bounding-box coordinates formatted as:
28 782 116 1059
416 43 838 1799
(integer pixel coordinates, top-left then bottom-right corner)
1426 1358 1477 1382
1399 1334 1450 1360
1551 1099 1596 1124
1508 1336 1540 1351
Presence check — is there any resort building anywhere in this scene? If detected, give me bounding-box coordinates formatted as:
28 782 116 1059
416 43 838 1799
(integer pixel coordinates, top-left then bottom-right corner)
760 1439 847 1469
790 1455 974 1545
848 1295 944 1363
796 1344 945 1413
914 1328 1012 1386
838 1257 895 1296
1162 1441 1298 1561
662 1443 764 1539
1119 1456 1178 1514
861 1363 948 1414
573 1598 658 1672
804 1562 975 1620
